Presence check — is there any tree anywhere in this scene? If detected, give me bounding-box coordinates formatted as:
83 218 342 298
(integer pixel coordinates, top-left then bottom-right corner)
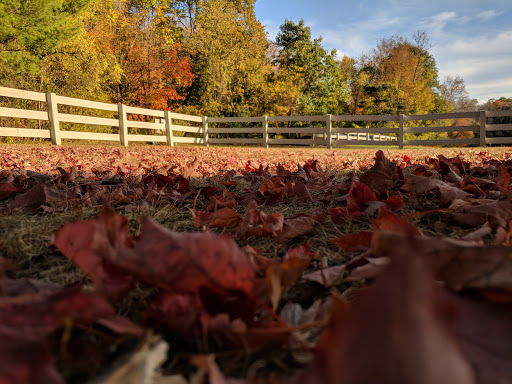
0 0 90 88
437 75 477 112
182 0 270 116
272 19 349 116
480 97 512 138
353 35 437 116
85 0 193 109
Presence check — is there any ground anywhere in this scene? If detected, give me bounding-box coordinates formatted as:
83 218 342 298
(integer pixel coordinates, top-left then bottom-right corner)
1 143 511 384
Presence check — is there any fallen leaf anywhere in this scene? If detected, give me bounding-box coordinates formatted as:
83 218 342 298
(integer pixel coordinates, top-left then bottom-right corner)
297 236 474 384
238 201 284 238
449 198 512 228
360 150 401 196
274 215 316 243
328 180 378 223
402 174 472 205
190 207 241 229
0 325 63 384
53 206 134 299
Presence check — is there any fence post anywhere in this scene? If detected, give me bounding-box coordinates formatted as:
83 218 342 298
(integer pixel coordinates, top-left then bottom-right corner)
479 110 487 147
398 114 404 149
202 116 209 147
118 104 128 147
46 92 61 145
325 114 332 149
164 110 173 147
262 115 268 148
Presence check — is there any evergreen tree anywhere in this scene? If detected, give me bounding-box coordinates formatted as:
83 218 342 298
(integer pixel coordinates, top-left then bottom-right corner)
0 0 90 87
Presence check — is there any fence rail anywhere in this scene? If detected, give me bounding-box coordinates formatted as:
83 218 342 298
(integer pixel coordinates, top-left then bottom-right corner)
1 86 512 149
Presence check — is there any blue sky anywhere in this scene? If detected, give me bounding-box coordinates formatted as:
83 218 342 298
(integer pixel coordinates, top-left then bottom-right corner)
255 0 512 103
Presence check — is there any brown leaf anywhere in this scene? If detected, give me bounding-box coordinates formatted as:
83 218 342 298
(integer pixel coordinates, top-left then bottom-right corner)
238 201 284 238
294 181 313 204
297 237 474 384
328 181 378 223
497 165 512 197
8 184 78 214
372 231 512 295
56 166 77 183
0 285 142 336
402 174 472 205
450 198 512 228
274 215 316 243
0 326 64 384
360 150 401 195
53 206 134 299
190 207 241 228
0 180 24 201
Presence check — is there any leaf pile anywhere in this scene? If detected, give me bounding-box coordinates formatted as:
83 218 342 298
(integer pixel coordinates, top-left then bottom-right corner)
1 144 512 383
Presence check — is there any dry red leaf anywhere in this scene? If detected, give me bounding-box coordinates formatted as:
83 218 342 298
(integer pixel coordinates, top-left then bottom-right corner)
331 231 373 252
329 180 378 223
360 150 401 196
0 326 64 384
238 201 284 238
275 215 316 243
0 180 24 201
402 174 472 205
449 198 512 228
0 285 142 336
7 184 78 214
298 236 474 384
294 181 313 204
56 166 77 183
259 177 294 203
372 231 512 295
52 207 134 299
190 207 241 228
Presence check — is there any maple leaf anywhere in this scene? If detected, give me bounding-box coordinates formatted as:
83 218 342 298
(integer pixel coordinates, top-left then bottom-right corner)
258 177 294 203
453 293 512 383
0 179 24 201
264 242 315 309
0 326 64 384
328 180 378 223
190 207 241 228
497 165 512 197
56 166 77 183
53 206 134 299
294 181 314 204
372 231 512 295
449 198 512 228
0 284 142 336
205 189 238 211
297 236 475 384
238 201 284 238
275 215 316 243
7 184 78 214
360 150 402 196
402 174 472 205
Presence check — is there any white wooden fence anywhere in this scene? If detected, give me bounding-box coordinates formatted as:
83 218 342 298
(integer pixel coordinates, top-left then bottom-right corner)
1 86 511 149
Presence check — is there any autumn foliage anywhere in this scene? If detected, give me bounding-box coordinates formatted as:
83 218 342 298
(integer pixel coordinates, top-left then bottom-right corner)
2 145 512 383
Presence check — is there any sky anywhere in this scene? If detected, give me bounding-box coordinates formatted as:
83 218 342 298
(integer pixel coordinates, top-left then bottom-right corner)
254 0 512 103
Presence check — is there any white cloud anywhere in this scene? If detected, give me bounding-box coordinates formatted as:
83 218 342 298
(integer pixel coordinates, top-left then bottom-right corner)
434 31 512 101
428 11 457 29
476 10 498 21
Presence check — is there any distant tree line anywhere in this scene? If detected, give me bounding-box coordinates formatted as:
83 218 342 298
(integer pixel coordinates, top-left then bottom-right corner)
1 0 509 128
